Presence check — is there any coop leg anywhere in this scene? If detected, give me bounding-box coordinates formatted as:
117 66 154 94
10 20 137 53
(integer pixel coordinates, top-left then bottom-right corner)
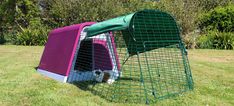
143 44 157 98
179 42 194 90
137 52 150 104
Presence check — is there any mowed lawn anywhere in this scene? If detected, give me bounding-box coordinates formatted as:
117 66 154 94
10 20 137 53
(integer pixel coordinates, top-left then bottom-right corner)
0 45 233 106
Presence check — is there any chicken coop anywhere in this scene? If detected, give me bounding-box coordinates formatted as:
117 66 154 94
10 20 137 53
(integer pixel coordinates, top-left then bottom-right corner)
37 10 194 104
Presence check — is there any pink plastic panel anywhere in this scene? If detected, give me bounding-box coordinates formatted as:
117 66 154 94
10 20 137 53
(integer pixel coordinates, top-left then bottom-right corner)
38 22 95 76
93 39 113 70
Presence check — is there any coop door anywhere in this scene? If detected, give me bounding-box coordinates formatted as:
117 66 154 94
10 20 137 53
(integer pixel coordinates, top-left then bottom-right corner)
68 32 120 82
67 38 94 82
75 39 93 71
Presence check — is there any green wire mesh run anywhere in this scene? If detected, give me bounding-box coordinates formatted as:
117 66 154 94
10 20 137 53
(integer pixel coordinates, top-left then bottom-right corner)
72 10 193 104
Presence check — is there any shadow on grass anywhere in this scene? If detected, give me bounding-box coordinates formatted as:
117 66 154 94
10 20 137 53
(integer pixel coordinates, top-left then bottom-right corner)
72 77 140 91
34 67 38 70
71 77 145 104
72 81 97 91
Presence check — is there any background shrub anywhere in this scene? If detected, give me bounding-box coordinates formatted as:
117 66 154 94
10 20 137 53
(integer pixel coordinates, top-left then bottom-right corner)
14 19 50 46
0 0 234 48
0 35 5 44
15 28 49 46
213 32 234 50
199 4 234 32
197 30 217 49
197 31 234 50
197 4 234 50
156 0 202 49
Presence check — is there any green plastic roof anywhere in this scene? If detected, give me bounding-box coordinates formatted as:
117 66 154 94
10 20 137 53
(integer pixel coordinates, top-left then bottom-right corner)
86 13 135 37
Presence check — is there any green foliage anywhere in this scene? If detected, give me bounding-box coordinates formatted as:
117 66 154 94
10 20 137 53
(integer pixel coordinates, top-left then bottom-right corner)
0 0 233 48
0 0 17 44
14 20 50 46
121 0 159 12
197 0 233 11
40 0 159 28
41 0 126 27
197 31 216 49
197 31 234 50
15 30 42 46
15 29 49 46
0 0 16 27
15 0 40 26
0 0 41 31
183 30 200 49
213 32 234 50
0 0 48 46
158 0 201 35
2 28 19 45
156 0 203 49
0 35 6 44
197 5 234 50
199 4 234 32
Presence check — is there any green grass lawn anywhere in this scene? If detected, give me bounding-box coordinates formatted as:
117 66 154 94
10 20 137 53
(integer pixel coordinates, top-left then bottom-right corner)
0 45 234 106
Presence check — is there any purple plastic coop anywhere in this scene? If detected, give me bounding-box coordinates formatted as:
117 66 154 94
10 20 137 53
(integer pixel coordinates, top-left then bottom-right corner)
37 22 120 82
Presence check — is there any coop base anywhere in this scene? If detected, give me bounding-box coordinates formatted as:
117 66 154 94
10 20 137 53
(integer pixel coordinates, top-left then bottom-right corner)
67 70 120 83
37 69 68 82
38 68 120 83
67 70 95 82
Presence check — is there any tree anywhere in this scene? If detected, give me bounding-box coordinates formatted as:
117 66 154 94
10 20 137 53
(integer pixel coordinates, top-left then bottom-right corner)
40 0 126 28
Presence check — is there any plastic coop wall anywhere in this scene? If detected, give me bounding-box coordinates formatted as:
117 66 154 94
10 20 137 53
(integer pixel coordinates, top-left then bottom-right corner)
37 22 120 82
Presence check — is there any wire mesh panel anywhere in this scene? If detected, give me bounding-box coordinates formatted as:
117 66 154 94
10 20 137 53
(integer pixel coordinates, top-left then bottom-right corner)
122 10 193 103
69 10 193 104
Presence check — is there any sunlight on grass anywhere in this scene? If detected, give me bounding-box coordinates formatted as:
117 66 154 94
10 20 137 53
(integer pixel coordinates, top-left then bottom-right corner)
0 45 233 106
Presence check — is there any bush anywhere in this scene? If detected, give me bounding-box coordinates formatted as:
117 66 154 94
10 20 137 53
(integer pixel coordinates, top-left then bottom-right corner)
199 4 234 32
213 32 234 50
197 4 234 50
197 31 234 49
197 31 216 49
41 0 127 27
15 27 49 46
0 35 6 44
14 19 50 46
158 0 202 35
197 0 233 11
2 29 18 44
183 30 200 49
